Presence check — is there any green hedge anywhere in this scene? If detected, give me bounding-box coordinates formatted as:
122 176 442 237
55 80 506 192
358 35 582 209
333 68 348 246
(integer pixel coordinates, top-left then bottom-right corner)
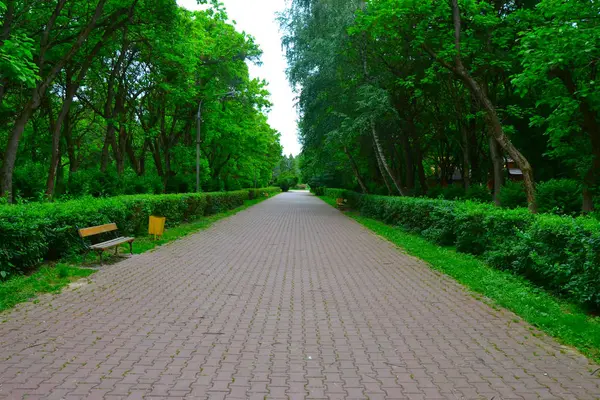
248 187 282 200
324 189 600 309
0 188 280 278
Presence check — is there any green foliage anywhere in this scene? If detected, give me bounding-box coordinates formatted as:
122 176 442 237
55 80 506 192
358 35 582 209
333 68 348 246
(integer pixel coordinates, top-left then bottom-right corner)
0 189 279 278
341 212 600 363
425 184 490 202
465 185 492 202
536 179 582 216
498 181 528 209
248 187 282 200
276 172 299 192
284 0 600 213
324 190 600 309
1 1 282 202
311 186 325 196
273 154 300 192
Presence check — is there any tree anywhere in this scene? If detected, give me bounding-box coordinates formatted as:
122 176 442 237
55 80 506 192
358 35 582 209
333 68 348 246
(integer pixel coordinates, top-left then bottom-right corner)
513 0 600 211
0 0 282 201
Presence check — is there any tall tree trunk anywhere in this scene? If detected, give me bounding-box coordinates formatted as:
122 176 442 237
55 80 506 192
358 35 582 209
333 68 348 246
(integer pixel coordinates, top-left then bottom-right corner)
373 140 393 195
398 132 414 190
415 146 427 194
100 134 111 172
583 168 595 213
0 0 113 200
371 120 405 195
343 145 369 194
149 138 164 177
460 120 471 191
551 68 600 213
489 136 504 206
468 111 481 184
64 117 77 173
406 112 427 194
46 70 73 198
0 105 34 201
422 0 536 211
45 18 128 197
45 95 64 199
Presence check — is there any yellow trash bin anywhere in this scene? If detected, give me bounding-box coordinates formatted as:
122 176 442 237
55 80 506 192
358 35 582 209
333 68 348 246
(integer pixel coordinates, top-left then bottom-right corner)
149 216 166 240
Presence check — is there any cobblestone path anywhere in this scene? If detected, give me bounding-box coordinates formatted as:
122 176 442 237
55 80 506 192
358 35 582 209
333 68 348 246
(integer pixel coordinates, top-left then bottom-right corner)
0 192 598 399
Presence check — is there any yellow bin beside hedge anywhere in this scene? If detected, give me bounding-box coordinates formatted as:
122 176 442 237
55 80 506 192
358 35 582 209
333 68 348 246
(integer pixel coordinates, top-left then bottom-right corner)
149 216 166 240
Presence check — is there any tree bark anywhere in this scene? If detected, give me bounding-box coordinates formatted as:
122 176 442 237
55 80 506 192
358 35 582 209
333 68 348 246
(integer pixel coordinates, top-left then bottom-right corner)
489 136 504 206
460 119 471 191
344 145 369 194
100 134 111 172
415 146 427 194
373 139 393 195
0 0 110 200
551 68 600 213
45 89 64 199
421 0 536 211
64 116 77 173
371 120 405 195
398 132 414 190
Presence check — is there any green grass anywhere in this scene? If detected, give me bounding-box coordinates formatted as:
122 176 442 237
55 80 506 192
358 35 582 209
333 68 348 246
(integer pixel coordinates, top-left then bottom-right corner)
0 264 95 312
0 196 273 314
320 196 600 364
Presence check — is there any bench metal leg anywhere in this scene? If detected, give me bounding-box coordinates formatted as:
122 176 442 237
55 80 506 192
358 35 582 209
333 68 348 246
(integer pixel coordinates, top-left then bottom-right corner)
97 250 104 265
129 242 133 255
114 246 119 256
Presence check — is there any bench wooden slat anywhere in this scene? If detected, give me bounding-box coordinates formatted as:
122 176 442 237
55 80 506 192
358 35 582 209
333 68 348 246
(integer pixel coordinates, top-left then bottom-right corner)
90 237 135 250
79 223 118 238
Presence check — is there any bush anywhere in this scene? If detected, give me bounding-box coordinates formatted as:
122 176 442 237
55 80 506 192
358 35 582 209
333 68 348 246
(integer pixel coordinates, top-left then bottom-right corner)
324 189 600 309
312 186 325 196
277 172 299 192
465 184 491 202
536 179 582 216
248 187 282 200
499 181 528 209
0 190 259 279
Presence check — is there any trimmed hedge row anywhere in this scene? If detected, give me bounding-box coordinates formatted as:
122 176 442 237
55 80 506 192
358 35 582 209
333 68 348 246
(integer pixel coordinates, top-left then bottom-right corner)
248 187 282 200
325 189 600 309
0 188 280 277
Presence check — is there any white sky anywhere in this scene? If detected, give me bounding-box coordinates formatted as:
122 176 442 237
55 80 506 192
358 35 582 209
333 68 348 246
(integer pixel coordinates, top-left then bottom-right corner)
177 0 301 156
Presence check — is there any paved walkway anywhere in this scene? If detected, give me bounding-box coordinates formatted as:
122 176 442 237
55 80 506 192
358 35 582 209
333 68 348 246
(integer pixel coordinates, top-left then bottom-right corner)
0 192 598 400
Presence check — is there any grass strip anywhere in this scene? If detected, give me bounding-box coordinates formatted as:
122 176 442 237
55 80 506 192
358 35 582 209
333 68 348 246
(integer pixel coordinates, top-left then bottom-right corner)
0 265 94 312
0 196 273 313
320 196 600 364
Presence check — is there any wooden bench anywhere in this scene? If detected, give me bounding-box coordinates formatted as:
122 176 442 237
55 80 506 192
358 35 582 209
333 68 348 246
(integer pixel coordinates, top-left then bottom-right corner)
78 223 134 264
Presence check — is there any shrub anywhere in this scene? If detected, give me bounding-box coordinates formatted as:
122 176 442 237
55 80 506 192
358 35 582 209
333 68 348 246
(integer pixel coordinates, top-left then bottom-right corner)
248 187 282 200
426 185 445 199
442 184 466 200
499 181 528 209
312 186 325 196
277 172 299 192
0 190 259 279
465 184 491 202
536 179 582 216
324 189 600 309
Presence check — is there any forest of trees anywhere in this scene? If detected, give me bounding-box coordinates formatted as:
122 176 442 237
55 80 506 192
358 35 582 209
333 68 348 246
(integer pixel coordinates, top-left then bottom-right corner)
0 0 282 202
281 0 600 213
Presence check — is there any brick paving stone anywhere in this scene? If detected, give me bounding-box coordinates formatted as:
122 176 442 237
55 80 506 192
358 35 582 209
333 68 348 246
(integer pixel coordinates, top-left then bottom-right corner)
0 192 599 399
